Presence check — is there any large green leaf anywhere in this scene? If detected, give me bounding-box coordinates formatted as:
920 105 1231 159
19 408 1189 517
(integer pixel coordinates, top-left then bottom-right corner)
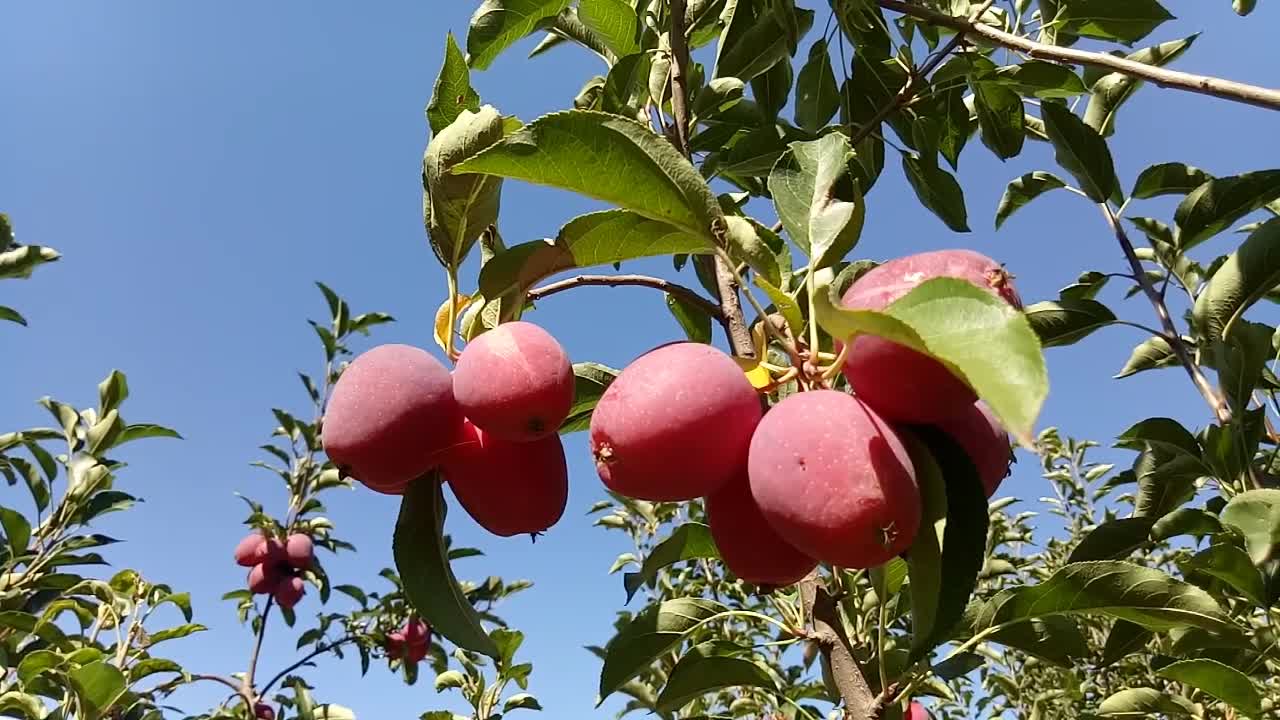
751 59 793 121
1219 489 1280 565
1114 335 1177 378
424 106 505 270
623 523 721 602
902 153 970 232
983 61 1087 99
68 661 126 720
598 598 726 701
794 39 840 133
1097 688 1197 717
769 134 865 268
1024 299 1117 348
427 33 481 135
968 561 1239 637
1191 219 1280 341
715 6 814 81
394 477 498 657
973 80 1025 160
455 111 721 239
1131 162 1213 200
1084 35 1197 136
1040 102 1119 203
602 53 653 116
1180 543 1266 604
655 643 777 712
1155 659 1261 717
467 0 574 70
559 362 617 434
903 427 990 661
1100 620 1153 667
0 692 47 719
479 210 711 300
0 507 31 559
1067 518 1155 563
995 171 1068 229
1175 171 1280 250
814 274 1046 446
578 0 640 57
1057 0 1173 43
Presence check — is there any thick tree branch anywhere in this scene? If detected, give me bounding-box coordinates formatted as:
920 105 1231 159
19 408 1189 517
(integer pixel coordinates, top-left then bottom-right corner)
669 0 756 357
1100 204 1232 426
878 0 1280 112
527 273 726 325
801 576 879 720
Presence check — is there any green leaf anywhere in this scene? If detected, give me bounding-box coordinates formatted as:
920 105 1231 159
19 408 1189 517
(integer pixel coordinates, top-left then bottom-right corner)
598 598 726 701
715 7 814 82
480 210 710 301
751 59 792 121
1100 620 1152 667
394 478 499 658
1084 35 1198 136
1058 0 1174 43
794 39 840 133
769 134 865 267
1214 320 1274 415
973 81 1025 160
815 274 1046 447
984 61 1087 99
424 105 505 270
17 649 63 683
995 171 1068 229
1115 335 1177 378
903 426 990 661
560 362 617 434
1024 299 1117 348
1131 162 1213 200
1175 170 1280 251
1115 417 1202 459
467 0 573 70
455 111 721 239
1220 489 1280 565
1151 507 1223 541
0 507 31 559
115 423 183 445
1040 102 1119 203
755 275 804 341
128 658 183 682
1097 687 1197 717
1192 219 1280 341
901 153 969 232
1067 518 1155 563
972 615 1091 666
602 53 652 116
722 216 784 288
1234 0 1258 15
1155 659 1261 717
0 306 26 325
502 693 543 712
315 705 356 720
427 33 481 135
1132 447 1202 519
623 523 720 602
578 0 639 57
68 661 127 719
666 294 713 344
0 692 47 719
0 245 60 280
147 623 207 644
968 561 1239 637
655 644 777 712
1181 543 1266 604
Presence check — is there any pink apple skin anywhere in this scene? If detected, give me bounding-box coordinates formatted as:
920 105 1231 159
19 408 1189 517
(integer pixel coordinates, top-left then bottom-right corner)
443 420 568 537
933 401 1012 498
706 468 817 587
452 321 575 442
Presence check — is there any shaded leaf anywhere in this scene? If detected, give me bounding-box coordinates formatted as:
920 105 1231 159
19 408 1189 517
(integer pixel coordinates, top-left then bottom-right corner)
68 661 127 719
1192 219 1280 342
598 598 726 701
1181 543 1266 604
985 61 1087 98
1220 489 1280 565
1084 35 1198 136
1058 0 1174 43
901 154 969 232
1115 336 1177 378
1131 162 1213 200
1024 298 1117 348
1100 620 1152 667
424 106 505 270
769 134 865 267
1155 659 1261 716
467 0 574 70
1097 687 1197 717
655 644 777 712
1040 102 1119 203
794 39 840 133
973 81 1025 160
1175 170 1280 251
995 171 1068 229
1068 518 1155 563
623 523 720 602
427 33 481 135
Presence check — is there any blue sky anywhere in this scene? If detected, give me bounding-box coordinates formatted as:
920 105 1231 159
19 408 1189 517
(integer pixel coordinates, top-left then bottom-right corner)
2 2 1277 718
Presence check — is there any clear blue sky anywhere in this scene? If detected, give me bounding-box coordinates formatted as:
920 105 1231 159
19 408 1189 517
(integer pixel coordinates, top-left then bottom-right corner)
2 2 1277 717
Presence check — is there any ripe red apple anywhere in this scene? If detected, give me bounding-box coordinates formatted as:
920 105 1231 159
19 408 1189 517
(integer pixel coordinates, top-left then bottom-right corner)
403 618 430 646
233 532 267 567
452 321 574 442
748 390 920 569
443 420 568 537
247 563 279 595
385 630 406 658
405 640 428 663
907 701 930 720
839 249 1021 423
706 470 817 587
590 342 762 501
273 576 305 609
321 344 462 493
932 401 1012 498
284 534 314 569
254 703 275 720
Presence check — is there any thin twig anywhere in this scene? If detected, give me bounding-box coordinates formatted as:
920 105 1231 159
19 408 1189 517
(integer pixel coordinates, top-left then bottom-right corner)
260 636 358 696
190 674 244 694
246 597 275 695
669 0 755 357
1100 204 1232 425
878 0 1280 112
527 273 723 320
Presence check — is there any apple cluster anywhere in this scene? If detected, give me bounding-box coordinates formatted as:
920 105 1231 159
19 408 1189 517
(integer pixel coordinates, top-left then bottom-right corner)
320 322 572 538
385 618 432 663
591 250 1018 587
233 531 314 609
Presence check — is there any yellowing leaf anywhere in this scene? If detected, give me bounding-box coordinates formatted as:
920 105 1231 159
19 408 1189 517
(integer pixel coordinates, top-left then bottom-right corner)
434 294 473 353
733 357 773 390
